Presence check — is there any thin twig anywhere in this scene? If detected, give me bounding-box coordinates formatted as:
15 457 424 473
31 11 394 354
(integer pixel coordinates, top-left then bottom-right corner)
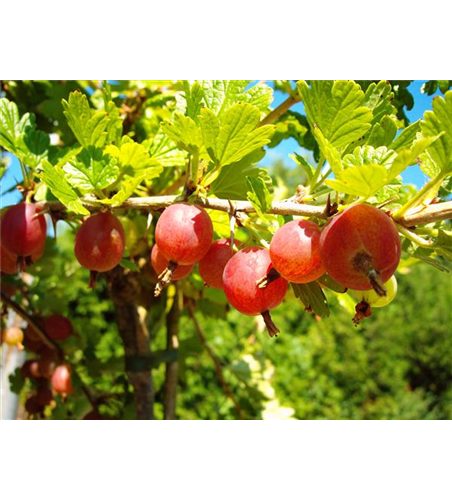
188 303 245 420
259 95 301 127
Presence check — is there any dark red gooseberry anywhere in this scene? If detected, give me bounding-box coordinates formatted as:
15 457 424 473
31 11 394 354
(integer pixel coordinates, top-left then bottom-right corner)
36 387 53 407
0 243 17 274
44 314 73 341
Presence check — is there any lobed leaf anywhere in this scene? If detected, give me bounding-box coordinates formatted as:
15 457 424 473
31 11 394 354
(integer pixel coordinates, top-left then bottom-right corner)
421 91 452 173
297 80 373 151
246 176 272 217
40 160 90 215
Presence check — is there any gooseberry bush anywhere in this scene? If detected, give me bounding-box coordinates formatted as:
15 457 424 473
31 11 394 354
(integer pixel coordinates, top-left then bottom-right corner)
1 80 451 420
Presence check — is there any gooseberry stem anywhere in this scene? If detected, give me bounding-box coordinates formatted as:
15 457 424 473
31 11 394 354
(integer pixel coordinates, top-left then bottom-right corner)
261 310 280 338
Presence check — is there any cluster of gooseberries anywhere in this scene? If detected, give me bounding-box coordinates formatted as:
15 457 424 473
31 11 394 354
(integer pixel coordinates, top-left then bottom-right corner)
0 200 402 416
147 202 401 336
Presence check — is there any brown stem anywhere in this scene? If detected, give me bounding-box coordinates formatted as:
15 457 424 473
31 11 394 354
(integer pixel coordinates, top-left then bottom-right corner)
163 287 181 420
107 267 154 420
88 271 99 289
367 269 387 297
188 303 245 420
398 200 452 227
261 310 280 338
38 197 452 227
259 95 301 127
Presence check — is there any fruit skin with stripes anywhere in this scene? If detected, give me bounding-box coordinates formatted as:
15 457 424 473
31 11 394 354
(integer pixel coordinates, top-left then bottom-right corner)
74 212 125 287
319 204 401 294
155 203 213 265
270 220 325 284
222 247 288 337
0 203 47 269
199 239 238 289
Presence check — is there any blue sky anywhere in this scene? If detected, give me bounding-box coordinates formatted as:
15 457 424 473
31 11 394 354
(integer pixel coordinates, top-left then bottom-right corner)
0 81 442 209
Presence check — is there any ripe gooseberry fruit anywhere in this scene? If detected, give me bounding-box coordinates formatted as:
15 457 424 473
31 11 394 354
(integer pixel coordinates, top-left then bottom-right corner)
0 203 47 271
154 203 213 295
151 245 193 292
44 314 73 341
199 239 238 289
222 247 288 337
268 220 325 284
1 326 24 348
319 204 401 295
51 364 73 395
74 212 125 288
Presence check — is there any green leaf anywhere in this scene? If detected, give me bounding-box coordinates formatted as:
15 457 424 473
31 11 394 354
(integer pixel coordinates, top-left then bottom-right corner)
366 115 398 148
148 130 187 168
104 100 123 145
241 83 273 111
40 160 90 215
343 146 395 168
200 80 249 115
23 128 50 168
291 153 315 180
63 147 119 194
183 81 204 123
246 176 272 217
421 91 452 173
362 81 396 124
389 120 421 152
209 150 267 200
200 103 274 168
161 113 202 154
326 164 388 197
291 282 330 318
312 126 343 175
119 259 140 272
99 175 147 206
317 274 347 293
62 91 108 148
297 80 373 151
388 134 444 179
105 137 160 173
0 98 20 151
8 368 25 395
